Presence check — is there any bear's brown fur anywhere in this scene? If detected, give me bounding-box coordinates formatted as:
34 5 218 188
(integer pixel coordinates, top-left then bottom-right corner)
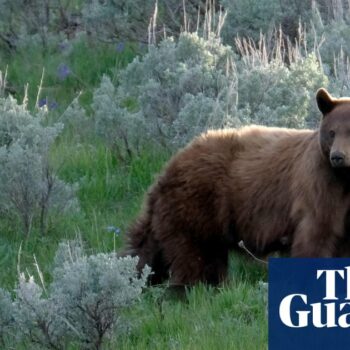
125 88 350 285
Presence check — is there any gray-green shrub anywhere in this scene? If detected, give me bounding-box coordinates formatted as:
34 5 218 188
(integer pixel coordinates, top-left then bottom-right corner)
93 75 143 160
51 245 150 349
236 46 328 128
94 32 238 153
2 241 151 349
0 96 79 235
14 273 65 349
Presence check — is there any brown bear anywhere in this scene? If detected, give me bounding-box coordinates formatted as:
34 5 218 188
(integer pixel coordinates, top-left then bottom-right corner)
125 88 350 286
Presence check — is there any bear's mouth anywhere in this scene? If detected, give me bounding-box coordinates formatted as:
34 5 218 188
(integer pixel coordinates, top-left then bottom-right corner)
332 166 350 186
331 161 347 168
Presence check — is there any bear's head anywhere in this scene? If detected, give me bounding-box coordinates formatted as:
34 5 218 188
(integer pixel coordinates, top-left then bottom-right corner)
317 88 350 168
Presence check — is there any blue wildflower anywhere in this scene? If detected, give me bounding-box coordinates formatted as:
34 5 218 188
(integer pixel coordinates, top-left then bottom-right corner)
106 226 121 236
116 42 125 53
57 63 71 80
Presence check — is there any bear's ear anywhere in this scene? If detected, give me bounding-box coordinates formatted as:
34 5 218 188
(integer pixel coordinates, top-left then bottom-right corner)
316 88 335 116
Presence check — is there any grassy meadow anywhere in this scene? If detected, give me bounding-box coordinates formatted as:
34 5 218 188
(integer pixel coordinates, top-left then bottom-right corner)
0 36 268 349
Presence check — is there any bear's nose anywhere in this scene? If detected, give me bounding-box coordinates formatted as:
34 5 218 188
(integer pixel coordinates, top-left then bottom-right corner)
330 151 345 167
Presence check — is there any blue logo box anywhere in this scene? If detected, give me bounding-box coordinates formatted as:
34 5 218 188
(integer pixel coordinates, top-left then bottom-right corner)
269 258 350 350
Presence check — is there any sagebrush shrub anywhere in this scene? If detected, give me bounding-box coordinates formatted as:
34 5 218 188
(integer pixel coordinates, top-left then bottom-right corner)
2 241 151 350
93 75 144 160
13 273 65 349
0 96 79 235
94 32 237 152
59 95 92 140
236 52 328 128
51 248 150 349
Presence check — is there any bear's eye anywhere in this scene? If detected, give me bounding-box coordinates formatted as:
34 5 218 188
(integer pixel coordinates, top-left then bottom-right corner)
329 130 335 138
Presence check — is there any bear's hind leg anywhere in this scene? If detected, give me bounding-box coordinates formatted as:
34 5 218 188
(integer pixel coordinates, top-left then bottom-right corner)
163 237 229 286
200 238 229 285
148 247 170 285
125 217 169 285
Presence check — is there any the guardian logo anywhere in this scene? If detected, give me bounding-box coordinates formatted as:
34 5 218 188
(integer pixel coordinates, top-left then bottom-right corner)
269 258 350 350
279 267 350 328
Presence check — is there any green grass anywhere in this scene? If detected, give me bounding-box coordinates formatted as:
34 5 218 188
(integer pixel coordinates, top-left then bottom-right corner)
116 254 268 349
117 281 267 350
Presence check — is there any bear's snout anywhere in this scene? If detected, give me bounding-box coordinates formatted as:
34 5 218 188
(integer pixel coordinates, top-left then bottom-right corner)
330 151 346 167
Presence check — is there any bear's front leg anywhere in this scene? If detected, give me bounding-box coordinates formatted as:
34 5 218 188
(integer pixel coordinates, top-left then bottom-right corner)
291 214 339 257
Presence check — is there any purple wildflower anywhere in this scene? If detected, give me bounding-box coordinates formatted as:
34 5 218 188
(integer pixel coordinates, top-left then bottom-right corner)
38 98 58 110
116 42 125 53
57 63 71 80
38 98 47 108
